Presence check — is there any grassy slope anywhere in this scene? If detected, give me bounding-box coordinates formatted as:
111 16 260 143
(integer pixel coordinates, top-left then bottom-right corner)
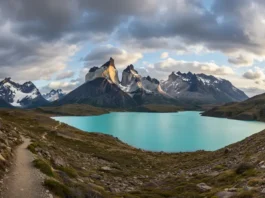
35 104 182 116
35 104 110 116
202 93 265 121
1 109 265 197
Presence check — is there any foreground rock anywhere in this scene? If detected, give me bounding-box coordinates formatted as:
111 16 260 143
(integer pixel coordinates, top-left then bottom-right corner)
196 183 212 192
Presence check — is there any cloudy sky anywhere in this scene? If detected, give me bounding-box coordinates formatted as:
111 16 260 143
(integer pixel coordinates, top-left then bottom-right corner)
1 0 265 96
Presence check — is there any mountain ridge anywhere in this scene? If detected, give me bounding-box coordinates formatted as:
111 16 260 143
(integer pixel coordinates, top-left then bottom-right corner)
43 89 65 102
0 78 49 108
202 92 265 121
161 71 248 104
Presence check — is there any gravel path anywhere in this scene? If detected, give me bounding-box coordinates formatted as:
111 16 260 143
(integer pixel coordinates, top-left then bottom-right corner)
1 137 52 198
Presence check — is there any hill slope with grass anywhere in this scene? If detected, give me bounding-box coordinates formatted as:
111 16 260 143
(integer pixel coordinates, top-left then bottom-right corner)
202 92 265 121
1 109 265 197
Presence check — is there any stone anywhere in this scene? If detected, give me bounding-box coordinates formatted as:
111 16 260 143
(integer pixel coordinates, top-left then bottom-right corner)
101 166 111 171
196 183 212 192
90 174 102 180
216 191 236 198
261 188 265 194
0 154 6 162
53 156 66 167
227 188 237 192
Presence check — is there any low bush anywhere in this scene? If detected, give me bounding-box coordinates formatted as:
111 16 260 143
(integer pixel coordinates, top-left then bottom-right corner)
33 158 54 177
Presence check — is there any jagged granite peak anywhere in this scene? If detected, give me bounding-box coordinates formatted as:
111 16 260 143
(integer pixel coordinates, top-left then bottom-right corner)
43 89 65 102
0 78 49 108
121 64 141 87
85 57 119 84
89 66 99 73
161 71 248 104
144 76 159 84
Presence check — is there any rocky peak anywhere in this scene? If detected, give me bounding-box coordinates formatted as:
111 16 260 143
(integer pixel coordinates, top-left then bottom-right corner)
124 64 136 73
102 57 116 68
121 64 140 86
144 76 159 85
89 66 99 72
43 89 65 102
168 72 179 81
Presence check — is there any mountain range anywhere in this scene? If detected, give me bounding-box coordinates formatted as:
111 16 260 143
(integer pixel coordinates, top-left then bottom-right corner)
161 71 248 104
59 57 247 108
0 58 249 109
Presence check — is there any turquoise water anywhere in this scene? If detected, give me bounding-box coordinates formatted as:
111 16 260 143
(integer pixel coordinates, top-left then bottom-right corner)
52 111 265 152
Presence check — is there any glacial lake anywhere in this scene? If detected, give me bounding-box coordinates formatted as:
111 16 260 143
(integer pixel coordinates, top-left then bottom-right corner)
52 111 265 152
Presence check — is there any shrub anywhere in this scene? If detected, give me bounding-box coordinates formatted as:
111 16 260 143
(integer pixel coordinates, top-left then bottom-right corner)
233 191 254 198
33 158 54 177
27 142 39 154
57 166 78 178
44 179 72 197
235 163 254 175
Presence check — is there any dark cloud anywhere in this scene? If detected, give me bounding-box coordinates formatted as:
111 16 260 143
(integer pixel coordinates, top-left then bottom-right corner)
1 0 265 82
117 0 265 64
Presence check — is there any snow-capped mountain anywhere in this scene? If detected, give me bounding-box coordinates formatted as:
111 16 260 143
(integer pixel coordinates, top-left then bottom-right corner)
161 71 248 103
0 78 49 108
43 89 65 102
119 64 171 104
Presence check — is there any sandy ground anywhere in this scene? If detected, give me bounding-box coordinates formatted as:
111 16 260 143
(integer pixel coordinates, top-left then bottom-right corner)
1 137 52 198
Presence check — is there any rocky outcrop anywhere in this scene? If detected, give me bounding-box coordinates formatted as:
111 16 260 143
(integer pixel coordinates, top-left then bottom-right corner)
0 120 22 181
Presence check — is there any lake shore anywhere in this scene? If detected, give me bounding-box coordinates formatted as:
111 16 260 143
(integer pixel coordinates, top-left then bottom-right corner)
1 108 265 197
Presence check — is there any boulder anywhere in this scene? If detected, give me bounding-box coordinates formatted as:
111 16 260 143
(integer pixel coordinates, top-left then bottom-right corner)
196 183 212 192
216 191 236 198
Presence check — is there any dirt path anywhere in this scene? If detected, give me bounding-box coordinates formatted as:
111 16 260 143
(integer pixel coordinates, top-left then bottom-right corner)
1 137 52 198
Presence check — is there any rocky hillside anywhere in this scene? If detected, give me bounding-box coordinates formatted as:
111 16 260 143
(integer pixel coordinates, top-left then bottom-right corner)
43 89 65 102
0 78 49 108
1 109 265 197
161 72 248 104
0 117 22 181
202 92 265 121
0 98 13 108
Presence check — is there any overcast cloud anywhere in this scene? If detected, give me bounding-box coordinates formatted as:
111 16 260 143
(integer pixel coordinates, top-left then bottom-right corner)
1 0 265 95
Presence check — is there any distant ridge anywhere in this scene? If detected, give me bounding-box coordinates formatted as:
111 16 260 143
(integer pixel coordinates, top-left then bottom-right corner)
202 92 265 121
161 71 248 104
